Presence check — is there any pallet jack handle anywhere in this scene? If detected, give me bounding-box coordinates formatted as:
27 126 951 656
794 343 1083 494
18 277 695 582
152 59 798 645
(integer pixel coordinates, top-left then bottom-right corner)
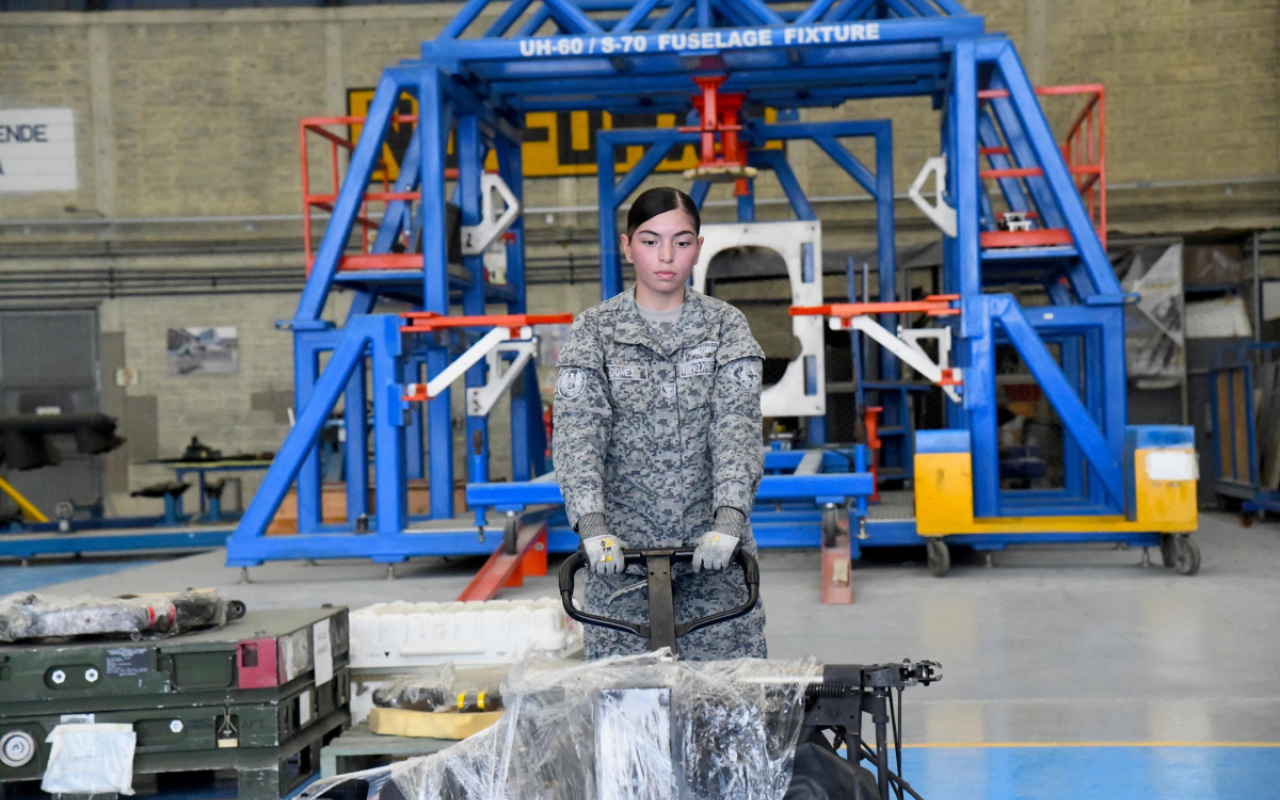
559 547 759 656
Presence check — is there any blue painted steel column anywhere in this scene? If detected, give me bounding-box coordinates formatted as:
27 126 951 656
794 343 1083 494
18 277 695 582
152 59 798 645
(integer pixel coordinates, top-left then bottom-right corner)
753 150 816 221
1100 306 1128 509
458 115 490 485
941 86 965 432
596 137 623 301
873 122 907 469
403 357 425 480
1084 326 1106 506
689 180 711 208
419 66 454 519
344 351 369 523
963 296 999 516
293 332 322 533
502 135 546 480
370 316 408 540
954 40 981 299
1058 333 1085 501
343 289 377 522
954 40 998 516
736 179 755 222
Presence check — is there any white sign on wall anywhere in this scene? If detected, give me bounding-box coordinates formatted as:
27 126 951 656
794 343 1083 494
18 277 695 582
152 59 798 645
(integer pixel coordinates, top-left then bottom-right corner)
0 108 77 193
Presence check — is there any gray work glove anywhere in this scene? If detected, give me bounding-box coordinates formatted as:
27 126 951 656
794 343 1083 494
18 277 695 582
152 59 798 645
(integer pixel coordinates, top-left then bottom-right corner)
579 513 628 575
692 507 745 572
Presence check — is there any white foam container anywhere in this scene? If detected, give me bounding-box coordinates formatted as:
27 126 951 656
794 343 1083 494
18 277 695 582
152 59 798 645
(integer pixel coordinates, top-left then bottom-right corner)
349 598 582 669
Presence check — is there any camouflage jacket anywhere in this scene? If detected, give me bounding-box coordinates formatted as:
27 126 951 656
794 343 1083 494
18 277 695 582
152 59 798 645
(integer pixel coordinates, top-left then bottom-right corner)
552 287 765 546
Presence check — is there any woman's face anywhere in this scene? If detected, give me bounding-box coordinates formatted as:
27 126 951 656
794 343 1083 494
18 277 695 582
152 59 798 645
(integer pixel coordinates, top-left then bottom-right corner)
621 208 702 303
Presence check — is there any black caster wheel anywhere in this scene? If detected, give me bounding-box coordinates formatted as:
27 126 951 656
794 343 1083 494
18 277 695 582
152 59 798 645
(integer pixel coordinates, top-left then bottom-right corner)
821 506 839 548
926 538 951 578
1241 512 1256 529
1160 535 1176 568
1173 534 1200 576
503 514 519 555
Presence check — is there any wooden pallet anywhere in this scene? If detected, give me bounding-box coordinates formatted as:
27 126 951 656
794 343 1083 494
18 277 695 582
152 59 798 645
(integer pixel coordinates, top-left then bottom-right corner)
319 723 455 778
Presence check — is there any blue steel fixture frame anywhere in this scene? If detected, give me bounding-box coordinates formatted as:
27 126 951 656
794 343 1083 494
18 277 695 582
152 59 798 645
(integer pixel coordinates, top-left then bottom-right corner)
226 0 1154 568
594 119 906 458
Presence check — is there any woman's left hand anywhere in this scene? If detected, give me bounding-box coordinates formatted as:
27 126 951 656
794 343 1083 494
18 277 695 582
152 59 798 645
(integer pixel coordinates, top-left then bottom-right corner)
692 532 740 572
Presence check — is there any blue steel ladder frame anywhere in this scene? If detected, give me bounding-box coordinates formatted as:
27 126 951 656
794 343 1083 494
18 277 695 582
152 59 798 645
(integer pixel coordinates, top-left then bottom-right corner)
941 38 1131 519
227 0 1146 567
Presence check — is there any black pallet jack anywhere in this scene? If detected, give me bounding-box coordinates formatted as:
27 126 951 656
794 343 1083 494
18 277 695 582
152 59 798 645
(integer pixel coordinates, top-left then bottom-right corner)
558 547 941 800
314 550 940 800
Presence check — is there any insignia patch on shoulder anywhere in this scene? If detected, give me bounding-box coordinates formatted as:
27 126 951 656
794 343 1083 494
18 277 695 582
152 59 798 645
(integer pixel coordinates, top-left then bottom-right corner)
556 368 587 399
607 364 649 381
726 359 762 390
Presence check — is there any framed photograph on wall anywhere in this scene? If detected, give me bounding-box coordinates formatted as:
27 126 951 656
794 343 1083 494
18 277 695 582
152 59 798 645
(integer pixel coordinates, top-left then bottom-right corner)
167 327 239 376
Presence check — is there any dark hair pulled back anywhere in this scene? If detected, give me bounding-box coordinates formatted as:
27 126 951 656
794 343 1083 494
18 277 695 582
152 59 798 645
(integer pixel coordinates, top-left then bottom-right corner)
625 187 701 238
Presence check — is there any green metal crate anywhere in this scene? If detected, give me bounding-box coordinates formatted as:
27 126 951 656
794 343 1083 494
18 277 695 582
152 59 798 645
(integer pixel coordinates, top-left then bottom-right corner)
0 607 349 717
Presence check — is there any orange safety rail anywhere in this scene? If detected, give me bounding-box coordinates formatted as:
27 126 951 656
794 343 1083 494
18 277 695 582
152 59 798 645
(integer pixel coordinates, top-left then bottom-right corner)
300 114 447 275
976 85 1106 249
790 295 960 318
400 312 574 336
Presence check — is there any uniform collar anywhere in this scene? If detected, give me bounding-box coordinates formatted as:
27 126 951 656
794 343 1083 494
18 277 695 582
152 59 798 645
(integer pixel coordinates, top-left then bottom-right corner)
613 287 711 358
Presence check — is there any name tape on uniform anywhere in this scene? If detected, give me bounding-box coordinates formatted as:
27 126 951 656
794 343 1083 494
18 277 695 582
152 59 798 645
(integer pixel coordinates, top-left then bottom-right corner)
607 364 649 381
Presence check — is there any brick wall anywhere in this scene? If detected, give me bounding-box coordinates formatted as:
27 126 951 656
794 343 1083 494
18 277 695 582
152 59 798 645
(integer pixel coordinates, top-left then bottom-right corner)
99 289 354 515
1 2 1273 228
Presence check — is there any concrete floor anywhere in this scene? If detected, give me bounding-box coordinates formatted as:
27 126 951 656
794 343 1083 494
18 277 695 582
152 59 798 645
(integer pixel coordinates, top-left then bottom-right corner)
4 510 1279 797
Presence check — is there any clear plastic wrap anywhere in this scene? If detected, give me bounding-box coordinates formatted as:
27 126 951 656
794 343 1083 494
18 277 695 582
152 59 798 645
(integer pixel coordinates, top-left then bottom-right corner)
374 663 510 713
41 723 137 795
0 590 242 642
303 651 821 800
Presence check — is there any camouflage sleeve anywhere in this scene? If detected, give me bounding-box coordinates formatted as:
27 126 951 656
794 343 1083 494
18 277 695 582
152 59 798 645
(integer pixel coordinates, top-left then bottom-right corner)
551 315 612 532
711 307 765 516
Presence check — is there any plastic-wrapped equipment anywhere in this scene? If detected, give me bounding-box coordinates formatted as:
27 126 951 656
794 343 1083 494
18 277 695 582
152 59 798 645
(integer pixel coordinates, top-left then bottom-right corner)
303 650 821 800
373 663 509 713
0 590 245 642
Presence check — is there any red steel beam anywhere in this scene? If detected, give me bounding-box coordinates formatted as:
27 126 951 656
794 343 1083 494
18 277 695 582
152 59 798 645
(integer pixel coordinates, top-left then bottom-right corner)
980 167 1043 179
401 312 575 333
791 295 960 319
339 254 425 271
979 229 1074 248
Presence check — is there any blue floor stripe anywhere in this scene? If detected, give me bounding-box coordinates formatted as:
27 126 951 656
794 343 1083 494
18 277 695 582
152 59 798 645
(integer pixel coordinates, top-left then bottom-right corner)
893 746 1280 800
0 558 169 594
2 744 1278 798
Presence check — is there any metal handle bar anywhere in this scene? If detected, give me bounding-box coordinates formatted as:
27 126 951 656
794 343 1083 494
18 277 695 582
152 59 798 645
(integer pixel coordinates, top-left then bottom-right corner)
558 547 759 652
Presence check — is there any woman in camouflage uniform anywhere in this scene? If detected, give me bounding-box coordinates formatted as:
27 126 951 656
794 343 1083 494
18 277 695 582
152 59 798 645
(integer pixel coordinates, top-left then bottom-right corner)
552 187 767 661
